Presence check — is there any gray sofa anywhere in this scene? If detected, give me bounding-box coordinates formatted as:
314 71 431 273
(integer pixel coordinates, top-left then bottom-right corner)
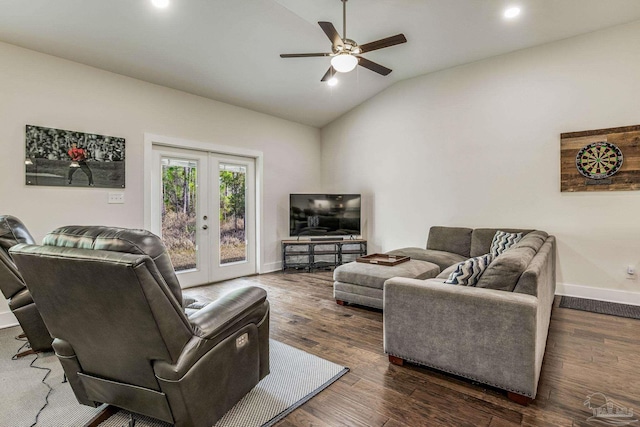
384 226 556 403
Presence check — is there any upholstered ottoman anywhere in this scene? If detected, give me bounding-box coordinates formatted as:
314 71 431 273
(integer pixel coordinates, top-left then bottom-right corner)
333 260 440 309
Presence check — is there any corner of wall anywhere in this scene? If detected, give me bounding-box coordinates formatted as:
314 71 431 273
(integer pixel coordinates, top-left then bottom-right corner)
556 282 640 307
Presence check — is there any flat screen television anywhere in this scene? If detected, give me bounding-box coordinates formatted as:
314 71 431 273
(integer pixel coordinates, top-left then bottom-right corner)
289 194 361 237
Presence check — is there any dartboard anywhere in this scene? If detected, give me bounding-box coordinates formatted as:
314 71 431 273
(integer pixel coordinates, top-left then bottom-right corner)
575 142 623 180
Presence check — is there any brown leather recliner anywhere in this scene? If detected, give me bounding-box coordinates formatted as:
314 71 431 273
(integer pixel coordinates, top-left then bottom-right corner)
11 226 270 427
0 215 53 354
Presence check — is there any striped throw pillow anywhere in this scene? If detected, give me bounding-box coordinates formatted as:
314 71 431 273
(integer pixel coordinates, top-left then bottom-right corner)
444 253 494 286
490 230 523 257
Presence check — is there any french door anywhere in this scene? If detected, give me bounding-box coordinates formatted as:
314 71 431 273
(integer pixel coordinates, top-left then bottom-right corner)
151 146 256 288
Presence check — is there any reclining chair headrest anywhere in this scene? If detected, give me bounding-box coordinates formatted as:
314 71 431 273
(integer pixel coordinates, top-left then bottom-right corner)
0 215 35 252
0 215 36 299
43 225 183 303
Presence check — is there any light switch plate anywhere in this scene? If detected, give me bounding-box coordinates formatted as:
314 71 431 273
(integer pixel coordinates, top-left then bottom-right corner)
108 192 125 204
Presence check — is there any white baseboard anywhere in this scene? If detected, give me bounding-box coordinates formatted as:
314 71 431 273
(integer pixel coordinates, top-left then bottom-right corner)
0 311 19 330
556 282 640 307
261 261 282 274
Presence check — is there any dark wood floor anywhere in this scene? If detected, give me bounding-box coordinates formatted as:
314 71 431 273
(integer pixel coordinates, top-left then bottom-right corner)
184 271 640 427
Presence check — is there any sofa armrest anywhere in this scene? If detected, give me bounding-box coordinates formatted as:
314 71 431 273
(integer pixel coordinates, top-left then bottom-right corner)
384 278 541 397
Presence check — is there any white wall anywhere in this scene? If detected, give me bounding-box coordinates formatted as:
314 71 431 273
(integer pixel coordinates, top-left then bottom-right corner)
0 42 321 326
321 21 640 299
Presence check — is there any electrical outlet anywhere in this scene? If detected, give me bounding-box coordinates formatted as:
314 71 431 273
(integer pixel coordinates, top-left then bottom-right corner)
626 265 636 279
108 192 125 204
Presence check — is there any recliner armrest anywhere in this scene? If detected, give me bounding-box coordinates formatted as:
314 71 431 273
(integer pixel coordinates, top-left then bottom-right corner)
155 287 269 381
7 288 34 310
183 295 212 317
189 286 267 339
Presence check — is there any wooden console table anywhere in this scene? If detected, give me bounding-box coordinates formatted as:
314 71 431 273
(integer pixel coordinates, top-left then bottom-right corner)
281 239 367 272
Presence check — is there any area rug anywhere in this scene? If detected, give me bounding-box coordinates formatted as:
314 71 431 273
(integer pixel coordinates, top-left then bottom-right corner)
0 326 348 427
559 296 640 320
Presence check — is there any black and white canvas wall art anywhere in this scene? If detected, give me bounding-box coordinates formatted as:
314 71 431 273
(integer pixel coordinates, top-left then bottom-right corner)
25 125 125 188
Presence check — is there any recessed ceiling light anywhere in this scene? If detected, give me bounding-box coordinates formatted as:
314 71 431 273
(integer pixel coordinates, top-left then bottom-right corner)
151 0 169 9
504 6 521 19
327 77 338 87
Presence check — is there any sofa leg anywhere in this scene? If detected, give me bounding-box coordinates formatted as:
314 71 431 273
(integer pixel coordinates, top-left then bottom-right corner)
507 392 532 405
336 300 347 306
388 355 405 366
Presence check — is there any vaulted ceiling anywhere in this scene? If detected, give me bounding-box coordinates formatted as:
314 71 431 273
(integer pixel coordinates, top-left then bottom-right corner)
2 0 640 127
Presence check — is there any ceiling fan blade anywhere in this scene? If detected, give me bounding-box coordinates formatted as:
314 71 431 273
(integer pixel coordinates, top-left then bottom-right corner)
318 21 343 48
359 34 407 53
280 53 332 58
358 57 392 76
320 66 336 82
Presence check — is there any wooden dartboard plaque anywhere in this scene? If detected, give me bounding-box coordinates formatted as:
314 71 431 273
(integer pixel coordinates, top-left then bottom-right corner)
560 124 640 192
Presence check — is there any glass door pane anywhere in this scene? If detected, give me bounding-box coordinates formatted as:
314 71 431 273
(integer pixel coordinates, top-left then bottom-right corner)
152 146 209 288
219 163 247 265
161 158 198 272
209 154 256 283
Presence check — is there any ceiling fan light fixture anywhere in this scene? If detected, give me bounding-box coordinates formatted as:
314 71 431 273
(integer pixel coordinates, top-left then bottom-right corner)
331 54 358 73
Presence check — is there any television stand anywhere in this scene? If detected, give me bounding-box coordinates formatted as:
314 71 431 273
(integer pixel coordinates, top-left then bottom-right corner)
310 236 344 241
282 239 367 272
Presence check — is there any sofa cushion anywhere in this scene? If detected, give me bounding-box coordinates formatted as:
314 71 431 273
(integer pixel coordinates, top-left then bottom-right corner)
439 231 547 282
444 253 494 286
437 263 458 279
512 236 554 296
470 228 532 257
386 247 466 271
511 230 548 252
490 231 523 257
426 226 473 258
334 259 440 290
475 245 537 292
